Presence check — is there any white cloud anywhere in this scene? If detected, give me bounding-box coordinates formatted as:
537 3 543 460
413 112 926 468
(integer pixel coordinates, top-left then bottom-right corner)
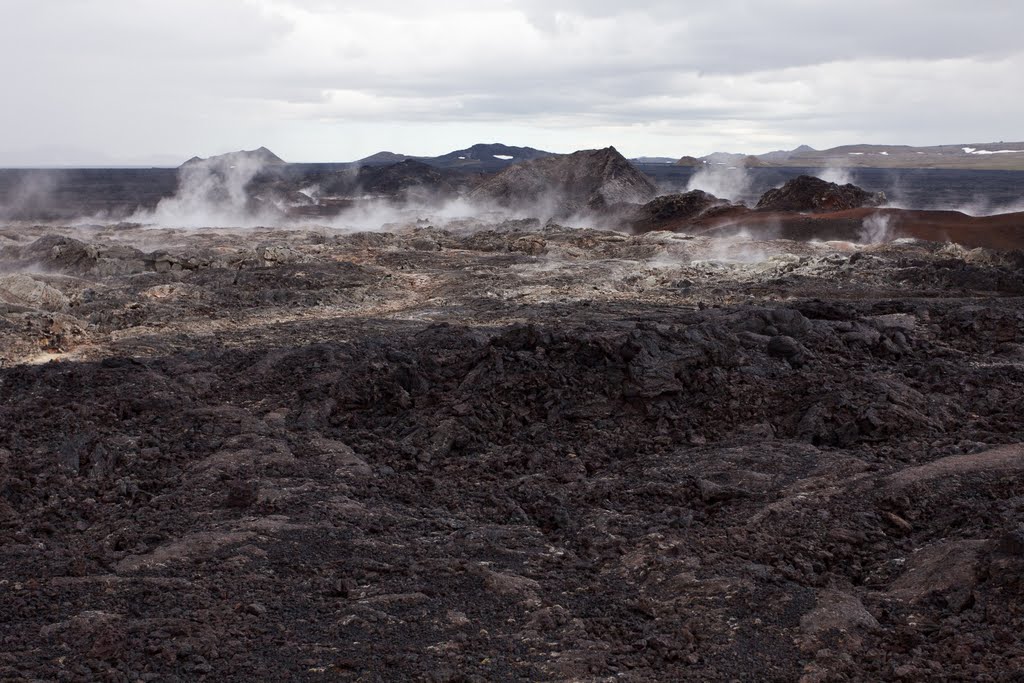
0 0 1021 164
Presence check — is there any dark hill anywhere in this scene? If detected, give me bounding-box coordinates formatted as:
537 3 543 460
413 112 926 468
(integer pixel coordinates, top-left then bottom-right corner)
629 190 734 232
318 160 465 201
358 151 414 166
756 175 885 213
430 143 554 170
353 144 554 172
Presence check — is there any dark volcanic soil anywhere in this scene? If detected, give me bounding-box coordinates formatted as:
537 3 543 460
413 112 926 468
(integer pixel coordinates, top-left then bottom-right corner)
1 221 1024 681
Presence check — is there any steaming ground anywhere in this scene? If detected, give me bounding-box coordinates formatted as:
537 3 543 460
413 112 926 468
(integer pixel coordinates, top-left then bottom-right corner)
1 215 1024 680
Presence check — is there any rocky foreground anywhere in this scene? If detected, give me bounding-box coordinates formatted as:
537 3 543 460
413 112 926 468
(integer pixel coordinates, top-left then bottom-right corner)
1 220 1024 681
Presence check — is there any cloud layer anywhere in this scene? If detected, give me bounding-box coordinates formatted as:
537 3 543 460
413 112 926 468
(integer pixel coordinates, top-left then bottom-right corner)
1 0 1021 164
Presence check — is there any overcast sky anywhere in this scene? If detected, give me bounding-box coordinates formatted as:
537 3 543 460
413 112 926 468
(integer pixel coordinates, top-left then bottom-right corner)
1 0 1021 165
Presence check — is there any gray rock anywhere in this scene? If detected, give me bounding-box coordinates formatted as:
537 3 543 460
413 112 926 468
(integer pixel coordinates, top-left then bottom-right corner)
0 274 68 312
888 540 985 612
257 244 303 264
800 590 879 636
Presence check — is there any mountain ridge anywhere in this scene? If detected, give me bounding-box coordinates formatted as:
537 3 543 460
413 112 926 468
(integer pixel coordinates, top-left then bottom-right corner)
683 141 1024 171
356 143 553 171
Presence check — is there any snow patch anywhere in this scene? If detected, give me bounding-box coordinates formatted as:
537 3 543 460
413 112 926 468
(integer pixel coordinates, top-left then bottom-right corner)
962 146 1021 155
493 155 514 160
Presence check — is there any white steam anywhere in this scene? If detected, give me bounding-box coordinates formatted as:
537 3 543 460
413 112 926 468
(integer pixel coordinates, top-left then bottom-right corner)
126 154 586 233
686 165 751 202
0 172 59 219
131 155 276 228
299 184 321 201
859 213 893 244
326 197 505 232
703 230 769 263
943 196 1024 217
817 166 854 186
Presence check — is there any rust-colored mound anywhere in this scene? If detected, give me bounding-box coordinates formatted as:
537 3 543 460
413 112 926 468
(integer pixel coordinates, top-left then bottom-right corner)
688 207 1024 251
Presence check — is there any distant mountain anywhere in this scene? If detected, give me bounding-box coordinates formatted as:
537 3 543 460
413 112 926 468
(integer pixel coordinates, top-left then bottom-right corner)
181 146 286 168
753 142 1024 169
770 142 1024 169
675 156 704 167
358 151 414 166
318 160 466 201
630 156 678 164
353 143 553 172
430 143 554 169
759 144 818 163
695 153 768 168
697 142 1024 170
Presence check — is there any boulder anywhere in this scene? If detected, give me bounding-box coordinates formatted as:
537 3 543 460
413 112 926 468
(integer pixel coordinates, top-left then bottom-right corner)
0 274 68 311
888 540 985 612
800 590 879 637
19 235 98 274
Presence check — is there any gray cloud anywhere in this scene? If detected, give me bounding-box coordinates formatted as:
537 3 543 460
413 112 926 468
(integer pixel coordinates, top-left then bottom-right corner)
0 0 1021 164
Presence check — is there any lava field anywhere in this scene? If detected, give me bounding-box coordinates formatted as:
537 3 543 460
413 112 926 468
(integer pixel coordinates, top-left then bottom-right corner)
1 218 1023 681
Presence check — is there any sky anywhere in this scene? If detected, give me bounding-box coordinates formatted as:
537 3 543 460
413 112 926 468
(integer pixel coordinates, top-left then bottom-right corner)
1 0 1022 166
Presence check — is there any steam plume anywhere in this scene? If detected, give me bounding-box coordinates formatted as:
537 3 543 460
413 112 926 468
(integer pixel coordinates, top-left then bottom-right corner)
686 164 751 203
859 213 892 244
131 154 277 228
817 166 853 186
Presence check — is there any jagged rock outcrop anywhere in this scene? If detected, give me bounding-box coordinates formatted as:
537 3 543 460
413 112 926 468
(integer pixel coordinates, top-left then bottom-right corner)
756 175 885 213
470 147 657 217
